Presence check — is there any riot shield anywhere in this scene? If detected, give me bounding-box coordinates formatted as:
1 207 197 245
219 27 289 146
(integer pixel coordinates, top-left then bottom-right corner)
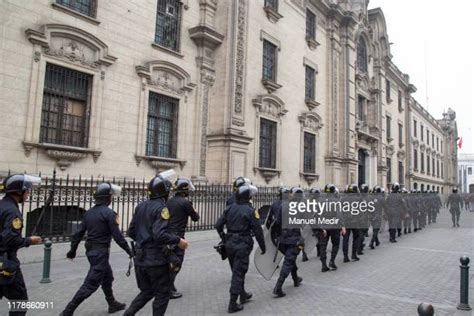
254 208 283 280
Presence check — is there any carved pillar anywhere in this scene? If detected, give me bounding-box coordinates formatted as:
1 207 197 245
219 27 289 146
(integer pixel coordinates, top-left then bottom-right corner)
189 0 224 181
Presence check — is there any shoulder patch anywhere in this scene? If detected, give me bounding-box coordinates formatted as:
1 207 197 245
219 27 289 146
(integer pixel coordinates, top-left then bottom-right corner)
254 210 260 220
12 217 23 230
161 207 170 220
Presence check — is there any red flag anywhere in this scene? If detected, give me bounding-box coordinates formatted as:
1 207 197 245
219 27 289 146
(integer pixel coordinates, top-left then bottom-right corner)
458 137 463 149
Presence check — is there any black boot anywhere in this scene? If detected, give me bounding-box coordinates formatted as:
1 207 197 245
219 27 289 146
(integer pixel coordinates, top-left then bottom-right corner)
107 300 126 314
293 276 303 287
273 280 286 297
369 241 374 250
403 228 407 235
228 295 243 313
343 255 350 263
321 259 330 272
408 228 411 233
170 290 183 299
60 302 78 316
351 254 360 261
240 291 252 304
329 260 337 270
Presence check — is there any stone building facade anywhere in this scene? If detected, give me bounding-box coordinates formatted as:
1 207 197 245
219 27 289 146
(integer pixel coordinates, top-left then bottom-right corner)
458 153 474 193
0 0 458 191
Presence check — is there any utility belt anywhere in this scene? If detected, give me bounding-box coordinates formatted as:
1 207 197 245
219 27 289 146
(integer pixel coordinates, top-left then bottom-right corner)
85 242 110 252
227 230 251 237
0 252 19 285
135 245 181 272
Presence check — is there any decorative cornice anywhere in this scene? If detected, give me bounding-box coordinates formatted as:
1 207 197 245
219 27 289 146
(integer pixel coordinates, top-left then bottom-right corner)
135 155 186 171
254 167 281 184
263 6 283 23
306 37 320 50
261 79 282 94
300 173 319 186
298 112 324 133
22 142 101 170
189 25 224 49
305 99 320 111
253 94 287 119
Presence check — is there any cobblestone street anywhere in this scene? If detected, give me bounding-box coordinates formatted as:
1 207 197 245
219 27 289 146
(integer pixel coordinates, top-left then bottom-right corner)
1 209 473 316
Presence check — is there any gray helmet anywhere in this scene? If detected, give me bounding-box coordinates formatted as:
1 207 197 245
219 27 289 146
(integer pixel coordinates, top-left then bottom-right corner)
2 174 41 194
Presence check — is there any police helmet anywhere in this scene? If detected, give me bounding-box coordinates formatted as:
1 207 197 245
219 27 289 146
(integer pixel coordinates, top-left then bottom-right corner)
309 187 321 194
278 186 290 199
324 184 337 194
290 187 304 199
1 174 41 194
173 178 195 195
148 169 177 199
236 184 258 202
372 185 383 194
94 183 122 199
401 188 409 194
452 187 458 193
346 184 360 193
359 184 369 193
391 183 401 193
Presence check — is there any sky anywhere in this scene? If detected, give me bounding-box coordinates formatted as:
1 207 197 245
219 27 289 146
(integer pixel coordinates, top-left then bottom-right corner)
368 0 474 154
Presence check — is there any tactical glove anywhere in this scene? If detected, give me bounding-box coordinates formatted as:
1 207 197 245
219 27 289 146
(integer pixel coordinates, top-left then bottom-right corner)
66 250 76 259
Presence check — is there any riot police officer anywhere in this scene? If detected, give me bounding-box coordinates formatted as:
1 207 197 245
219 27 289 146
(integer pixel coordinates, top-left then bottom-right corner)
401 188 411 235
385 183 407 243
215 184 265 313
0 175 42 316
358 184 370 255
124 170 188 316
226 177 251 207
61 183 133 316
317 184 345 271
368 186 384 249
167 178 200 299
271 187 304 298
342 184 361 262
446 187 463 227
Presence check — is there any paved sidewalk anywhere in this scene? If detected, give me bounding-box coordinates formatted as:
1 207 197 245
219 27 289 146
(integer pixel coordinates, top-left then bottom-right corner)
1 209 473 315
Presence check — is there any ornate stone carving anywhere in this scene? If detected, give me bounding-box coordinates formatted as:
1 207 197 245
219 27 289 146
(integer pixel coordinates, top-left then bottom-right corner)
412 139 419 148
386 144 395 157
253 94 287 119
261 79 282 94
234 0 246 114
301 173 319 186
26 24 117 67
43 41 100 69
33 51 41 62
397 150 406 159
254 167 280 184
420 143 426 151
299 112 324 133
45 150 88 171
136 61 196 96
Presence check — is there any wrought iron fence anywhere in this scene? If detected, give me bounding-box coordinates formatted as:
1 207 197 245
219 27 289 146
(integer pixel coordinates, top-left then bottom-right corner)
2 171 279 242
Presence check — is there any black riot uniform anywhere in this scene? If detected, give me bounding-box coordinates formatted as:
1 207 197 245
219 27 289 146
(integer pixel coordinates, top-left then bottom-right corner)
342 184 361 262
317 185 343 271
447 188 464 227
61 183 132 316
385 183 407 243
125 171 185 316
269 187 304 298
167 178 199 299
369 186 384 249
226 177 251 207
357 184 370 255
215 184 265 313
0 175 42 316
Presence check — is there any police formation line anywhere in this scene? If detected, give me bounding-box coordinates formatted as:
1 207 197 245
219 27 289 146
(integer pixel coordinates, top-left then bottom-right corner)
0 173 466 315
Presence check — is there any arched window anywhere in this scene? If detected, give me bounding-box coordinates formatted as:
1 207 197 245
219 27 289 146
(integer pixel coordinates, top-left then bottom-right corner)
357 37 368 72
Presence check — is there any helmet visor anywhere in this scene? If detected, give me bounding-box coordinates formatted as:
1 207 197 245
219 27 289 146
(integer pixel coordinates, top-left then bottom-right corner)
110 184 122 196
159 169 177 183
